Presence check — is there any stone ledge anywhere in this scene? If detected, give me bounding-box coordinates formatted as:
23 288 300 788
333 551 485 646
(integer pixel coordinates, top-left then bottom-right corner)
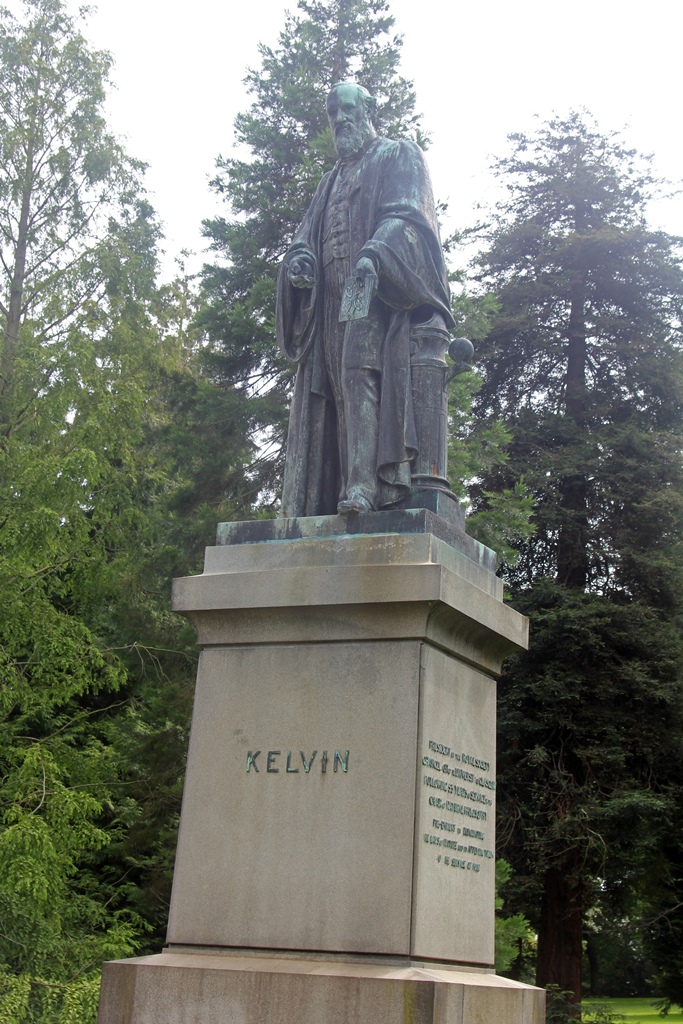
172 561 528 668
98 953 545 1024
215 509 496 573
203 532 503 601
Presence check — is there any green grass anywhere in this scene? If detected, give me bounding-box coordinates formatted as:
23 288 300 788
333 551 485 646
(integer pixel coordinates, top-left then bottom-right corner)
583 997 683 1022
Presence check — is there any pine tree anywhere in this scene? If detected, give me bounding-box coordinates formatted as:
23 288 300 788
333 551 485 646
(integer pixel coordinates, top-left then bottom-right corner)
472 112 683 1006
197 0 422 512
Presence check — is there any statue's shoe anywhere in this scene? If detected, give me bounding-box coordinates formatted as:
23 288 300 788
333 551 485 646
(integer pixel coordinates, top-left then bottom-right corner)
337 495 374 514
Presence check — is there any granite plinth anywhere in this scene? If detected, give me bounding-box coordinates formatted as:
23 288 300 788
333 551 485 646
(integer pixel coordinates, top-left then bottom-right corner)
173 525 524 674
98 953 545 1024
166 514 527 966
214 508 494 573
98 512 539 1022
204 531 501 598
165 639 497 963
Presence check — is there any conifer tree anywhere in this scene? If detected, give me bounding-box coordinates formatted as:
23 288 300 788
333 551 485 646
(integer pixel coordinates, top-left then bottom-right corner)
472 112 683 1006
0 2 189 1016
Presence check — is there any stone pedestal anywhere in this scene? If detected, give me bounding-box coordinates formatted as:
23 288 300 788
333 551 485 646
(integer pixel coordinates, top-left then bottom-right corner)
98 953 544 1024
98 511 544 1022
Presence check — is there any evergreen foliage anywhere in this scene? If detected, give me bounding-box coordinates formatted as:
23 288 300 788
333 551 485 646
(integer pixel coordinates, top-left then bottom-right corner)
641 807 683 1010
0 2 199 1017
446 367 535 565
472 112 683 1003
494 859 534 974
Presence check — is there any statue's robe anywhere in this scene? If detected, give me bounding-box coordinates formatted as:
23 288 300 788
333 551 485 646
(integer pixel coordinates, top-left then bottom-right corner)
277 137 454 518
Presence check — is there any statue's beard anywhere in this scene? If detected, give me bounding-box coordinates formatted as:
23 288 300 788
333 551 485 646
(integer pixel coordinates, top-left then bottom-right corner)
334 117 373 160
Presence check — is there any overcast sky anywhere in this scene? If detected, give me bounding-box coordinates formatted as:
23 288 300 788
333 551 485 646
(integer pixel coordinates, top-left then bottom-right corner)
28 0 683 279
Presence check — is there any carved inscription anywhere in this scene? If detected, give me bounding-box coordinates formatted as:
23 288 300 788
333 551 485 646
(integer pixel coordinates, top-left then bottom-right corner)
246 749 349 774
420 739 495 877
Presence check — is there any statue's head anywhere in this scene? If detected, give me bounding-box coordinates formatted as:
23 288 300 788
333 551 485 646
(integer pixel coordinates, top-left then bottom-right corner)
327 82 377 160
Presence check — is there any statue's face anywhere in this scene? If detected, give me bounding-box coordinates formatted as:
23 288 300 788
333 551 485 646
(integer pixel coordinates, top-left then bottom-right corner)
327 84 373 159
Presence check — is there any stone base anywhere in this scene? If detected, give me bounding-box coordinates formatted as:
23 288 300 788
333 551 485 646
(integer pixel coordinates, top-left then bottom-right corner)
396 488 466 530
100 517 536 1021
98 952 545 1024
167 521 531 964
214 508 493 571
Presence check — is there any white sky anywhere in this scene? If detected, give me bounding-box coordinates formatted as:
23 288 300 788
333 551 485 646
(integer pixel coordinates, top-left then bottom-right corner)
26 0 683 279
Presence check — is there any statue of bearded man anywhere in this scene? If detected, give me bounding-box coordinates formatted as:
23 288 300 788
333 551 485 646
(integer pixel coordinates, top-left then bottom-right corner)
277 81 454 517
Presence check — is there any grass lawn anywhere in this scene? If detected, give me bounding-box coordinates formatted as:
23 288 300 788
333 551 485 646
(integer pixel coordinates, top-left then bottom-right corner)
584 997 683 1022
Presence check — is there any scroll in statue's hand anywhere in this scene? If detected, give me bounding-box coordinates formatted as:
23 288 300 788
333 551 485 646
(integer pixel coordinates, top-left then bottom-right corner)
339 256 382 319
288 255 316 289
338 256 379 322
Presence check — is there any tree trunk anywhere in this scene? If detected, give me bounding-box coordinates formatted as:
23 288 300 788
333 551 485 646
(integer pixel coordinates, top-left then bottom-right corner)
557 278 589 589
331 0 350 84
0 133 33 416
584 931 599 997
536 865 584 1011
506 939 526 982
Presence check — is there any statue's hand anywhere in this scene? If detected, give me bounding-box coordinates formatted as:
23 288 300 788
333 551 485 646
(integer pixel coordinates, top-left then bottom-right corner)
354 256 378 297
288 255 315 289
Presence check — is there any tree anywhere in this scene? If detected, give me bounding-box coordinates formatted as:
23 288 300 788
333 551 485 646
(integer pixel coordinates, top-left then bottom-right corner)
0 2 188 1018
641 802 683 1010
198 0 423 512
0 0 145 423
471 113 683 1007
495 859 534 975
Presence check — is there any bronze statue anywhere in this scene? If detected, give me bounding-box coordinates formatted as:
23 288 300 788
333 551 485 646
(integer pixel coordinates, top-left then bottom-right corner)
277 82 457 517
